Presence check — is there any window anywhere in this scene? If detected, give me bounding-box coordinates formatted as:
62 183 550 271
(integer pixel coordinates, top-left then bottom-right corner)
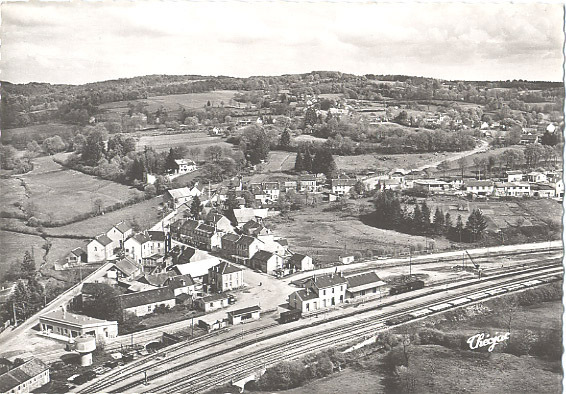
340 286 343 291
323 290 326 296
332 288 335 293
148 305 152 312
210 302 214 307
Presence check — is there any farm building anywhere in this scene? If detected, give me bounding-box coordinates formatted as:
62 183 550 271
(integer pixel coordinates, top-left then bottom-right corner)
87 234 114 263
116 287 176 318
345 271 387 299
0 358 50 394
39 309 118 340
195 293 230 312
208 262 244 293
106 221 133 250
227 305 261 325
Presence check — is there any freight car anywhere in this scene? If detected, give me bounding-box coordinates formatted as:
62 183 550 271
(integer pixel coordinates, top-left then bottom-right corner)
389 280 425 296
279 309 302 324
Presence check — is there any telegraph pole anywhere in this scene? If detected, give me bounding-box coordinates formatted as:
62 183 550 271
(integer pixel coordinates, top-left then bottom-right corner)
12 302 17 326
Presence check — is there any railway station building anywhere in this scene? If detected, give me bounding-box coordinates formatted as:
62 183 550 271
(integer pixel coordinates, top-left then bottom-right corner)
344 271 387 299
227 305 261 325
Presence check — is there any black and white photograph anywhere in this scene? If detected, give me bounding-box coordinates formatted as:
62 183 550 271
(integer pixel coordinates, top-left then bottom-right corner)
0 1 564 393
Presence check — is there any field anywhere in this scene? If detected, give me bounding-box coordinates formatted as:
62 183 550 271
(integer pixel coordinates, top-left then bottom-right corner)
336 151 459 173
293 135 327 143
267 201 450 264
137 132 233 153
13 156 143 223
261 151 297 173
0 231 47 280
0 177 27 217
43 196 164 238
429 196 562 231
99 90 238 114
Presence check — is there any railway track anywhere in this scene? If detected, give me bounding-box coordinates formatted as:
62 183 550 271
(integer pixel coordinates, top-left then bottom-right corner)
149 267 563 394
92 263 561 394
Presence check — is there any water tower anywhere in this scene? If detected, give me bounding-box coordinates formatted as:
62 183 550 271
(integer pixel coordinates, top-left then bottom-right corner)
74 336 96 366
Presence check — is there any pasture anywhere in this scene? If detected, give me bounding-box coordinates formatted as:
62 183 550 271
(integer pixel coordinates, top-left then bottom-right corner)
0 231 47 280
261 151 297 173
293 135 327 143
18 156 143 223
99 90 238 114
137 132 233 153
0 178 27 217
336 151 457 173
1 123 77 148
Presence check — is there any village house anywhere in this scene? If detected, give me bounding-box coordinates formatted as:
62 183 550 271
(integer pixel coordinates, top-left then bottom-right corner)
413 179 450 193
242 220 271 236
204 212 233 233
378 178 403 191
116 287 176 318
464 180 494 196
249 250 284 275
227 305 261 325
232 208 269 227
169 245 210 265
65 247 87 266
124 231 165 268
299 175 320 192
262 182 281 202
281 180 298 192
0 358 50 394
519 134 539 145
170 219 200 245
193 223 222 251
330 178 356 196
104 257 143 283
87 234 114 263
171 256 221 278
287 254 314 272
344 271 387 299
506 170 524 183
530 183 556 198
288 273 348 313
208 262 244 293
172 159 197 175
136 272 196 297
195 293 230 312
220 233 240 257
164 187 193 209
552 179 564 198
106 221 133 250
493 182 531 197
235 236 264 260
527 171 548 183
39 309 118 340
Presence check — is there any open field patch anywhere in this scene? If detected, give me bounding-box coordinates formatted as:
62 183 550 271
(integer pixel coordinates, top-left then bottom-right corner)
0 178 27 217
335 151 456 173
293 135 327 143
137 132 233 153
1 123 77 147
262 151 297 173
99 90 238 114
0 231 47 279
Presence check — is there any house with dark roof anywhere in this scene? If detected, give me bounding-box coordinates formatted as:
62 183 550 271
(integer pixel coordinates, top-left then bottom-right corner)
464 180 494 196
194 223 222 251
287 254 314 272
170 245 209 265
87 234 114 263
331 178 356 196
164 187 193 209
235 236 263 260
249 250 283 275
105 257 143 282
116 287 176 318
205 212 233 233
124 231 166 268
0 358 49 394
241 219 271 236
106 221 133 250
65 247 87 265
208 262 244 292
345 271 387 299
288 273 348 313
220 233 240 257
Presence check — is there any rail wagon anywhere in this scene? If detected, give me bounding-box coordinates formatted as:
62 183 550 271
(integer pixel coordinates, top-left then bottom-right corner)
389 280 425 296
429 303 452 312
279 309 302 324
409 308 432 318
468 292 489 300
449 297 471 306
385 314 413 326
485 288 507 296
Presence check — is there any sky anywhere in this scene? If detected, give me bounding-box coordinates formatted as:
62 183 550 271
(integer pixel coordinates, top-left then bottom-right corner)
1 1 564 85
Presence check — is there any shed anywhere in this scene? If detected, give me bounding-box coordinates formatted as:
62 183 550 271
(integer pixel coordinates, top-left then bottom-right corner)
227 305 261 325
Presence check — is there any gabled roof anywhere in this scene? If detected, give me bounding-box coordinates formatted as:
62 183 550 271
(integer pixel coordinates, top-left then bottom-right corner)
345 271 386 292
294 288 319 301
128 232 150 245
237 235 261 247
117 287 175 310
114 221 132 234
210 261 243 275
0 358 48 392
196 223 215 234
92 234 113 247
307 274 347 289
70 247 86 257
206 213 228 225
167 274 195 289
200 293 229 302
180 219 200 233
139 272 174 287
222 233 240 242
465 180 493 187
167 187 192 199
251 250 274 262
331 178 356 187
81 282 115 295
175 159 195 166
148 230 166 242
227 305 261 317
114 257 141 277
289 254 309 264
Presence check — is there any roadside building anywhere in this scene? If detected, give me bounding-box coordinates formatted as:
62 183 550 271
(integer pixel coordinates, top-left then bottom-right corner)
208 262 244 293
195 293 229 312
262 182 280 202
87 234 114 263
173 159 197 175
205 213 233 233
242 220 271 237
116 287 176 318
530 183 556 198
249 250 283 275
227 306 261 325
164 187 193 209
299 176 319 192
281 180 298 192
506 170 523 183
493 182 531 197
106 221 133 250
39 309 118 340
304 274 348 308
193 223 222 251
331 178 356 196
287 254 314 272
220 233 240 257
235 236 264 260
464 180 494 196
527 172 548 183
0 358 50 394
345 271 387 299
171 256 221 278
288 287 320 313
413 179 450 193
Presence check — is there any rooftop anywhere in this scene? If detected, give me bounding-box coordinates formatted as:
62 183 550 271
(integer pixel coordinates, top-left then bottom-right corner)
0 358 49 393
227 305 261 317
93 234 113 247
39 310 116 326
210 261 243 275
307 274 347 289
148 231 166 242
295 288 319 301
117 287 175 310
465 180 493 187
345 271 386 292
113 221 132 234
114 257 141 276
167 187 192 200
201 293 230 302
251 250 274 262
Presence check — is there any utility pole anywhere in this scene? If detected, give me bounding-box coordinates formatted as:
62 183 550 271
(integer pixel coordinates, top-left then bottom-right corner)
12 302 17 326
409 249 412 277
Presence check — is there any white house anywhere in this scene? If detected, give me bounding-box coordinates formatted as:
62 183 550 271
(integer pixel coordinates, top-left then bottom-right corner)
527 172 547 183
331 178 357 196
164 187 193 209
506 170 523 183
464 180 494 196
493 182 531 197
39 309 118 340
0 358 50 394
173 159 197 175
106 221 133 250
117 287 176 318
87 234 114 263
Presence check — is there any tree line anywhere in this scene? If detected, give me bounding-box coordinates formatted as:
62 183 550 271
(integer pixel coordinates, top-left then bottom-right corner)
373 191 488 243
